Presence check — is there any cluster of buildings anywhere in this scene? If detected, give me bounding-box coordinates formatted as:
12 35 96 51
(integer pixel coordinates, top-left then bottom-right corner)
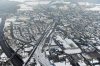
1 0 100 66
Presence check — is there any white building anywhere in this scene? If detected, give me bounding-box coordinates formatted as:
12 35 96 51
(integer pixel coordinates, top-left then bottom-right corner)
55 35 82 54
0 53 8 62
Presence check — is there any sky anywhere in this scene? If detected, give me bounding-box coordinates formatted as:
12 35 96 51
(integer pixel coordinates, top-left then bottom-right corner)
8 0 100 3
9 0 25 2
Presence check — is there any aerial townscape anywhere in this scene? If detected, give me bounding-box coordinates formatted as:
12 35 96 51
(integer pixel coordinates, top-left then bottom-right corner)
0 0 100 66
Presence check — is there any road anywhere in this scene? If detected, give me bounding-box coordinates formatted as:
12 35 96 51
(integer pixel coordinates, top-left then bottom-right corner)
34 22 56 66
23 22 57 66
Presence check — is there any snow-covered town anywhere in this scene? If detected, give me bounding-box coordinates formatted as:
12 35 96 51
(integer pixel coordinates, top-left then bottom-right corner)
0 0 100 66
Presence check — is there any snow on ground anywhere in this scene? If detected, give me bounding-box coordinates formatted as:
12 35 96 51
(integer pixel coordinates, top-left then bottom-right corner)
78 60 87 66
54 61 72 66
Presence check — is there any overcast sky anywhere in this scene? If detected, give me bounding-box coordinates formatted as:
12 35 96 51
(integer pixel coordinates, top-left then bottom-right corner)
9 0 25 2
8 0 100 3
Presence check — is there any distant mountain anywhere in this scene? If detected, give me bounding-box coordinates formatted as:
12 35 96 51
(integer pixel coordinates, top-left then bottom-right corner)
93 0 100 3
66 0 100 4
83 0 100 3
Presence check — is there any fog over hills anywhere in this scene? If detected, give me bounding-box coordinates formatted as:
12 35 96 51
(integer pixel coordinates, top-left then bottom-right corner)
0 0 100 15
66 0 100 3
87 0 100 3
0 0 19 14
6 0 100 4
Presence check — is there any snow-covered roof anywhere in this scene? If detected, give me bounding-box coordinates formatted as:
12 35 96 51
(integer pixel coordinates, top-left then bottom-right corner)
46 51 49 55
90 59 99 63
24 47 33 51
96 46 100 50
65 38 78 47
1 53 7 58
64 48 81 54
51 39 57 45
55 35 82 54
56 35 79 48
56 35 71 48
